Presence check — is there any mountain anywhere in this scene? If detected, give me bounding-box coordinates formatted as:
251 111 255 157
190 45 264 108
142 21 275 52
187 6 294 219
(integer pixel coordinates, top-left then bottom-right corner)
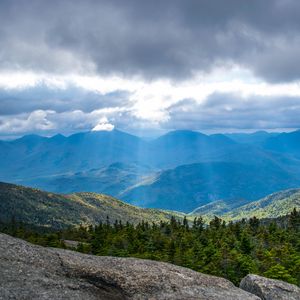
0 182 186 229
0 129 241 180
226 131 279 144
0 129 147 180
122 161 300 212
263 130 300 158
148 130 237 168
2 129 300 212
223 188 300 221
1 129 297 179
17 162 154 196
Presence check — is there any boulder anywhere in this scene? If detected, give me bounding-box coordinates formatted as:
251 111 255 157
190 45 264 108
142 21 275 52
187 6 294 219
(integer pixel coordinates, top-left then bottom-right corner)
240 274 300 300
0 233 259 300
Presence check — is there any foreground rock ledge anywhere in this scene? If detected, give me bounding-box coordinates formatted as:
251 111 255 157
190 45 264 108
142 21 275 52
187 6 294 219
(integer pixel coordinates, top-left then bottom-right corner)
240 274 300 300
0 233 259 300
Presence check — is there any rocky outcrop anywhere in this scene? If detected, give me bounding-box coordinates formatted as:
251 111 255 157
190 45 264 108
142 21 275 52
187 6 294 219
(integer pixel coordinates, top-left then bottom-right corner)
240 274 300 300
0 233 259 300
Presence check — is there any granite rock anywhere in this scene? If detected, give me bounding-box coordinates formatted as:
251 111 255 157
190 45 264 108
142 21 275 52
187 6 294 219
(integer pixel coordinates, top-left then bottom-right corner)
0 233 260 300
240 274 300 300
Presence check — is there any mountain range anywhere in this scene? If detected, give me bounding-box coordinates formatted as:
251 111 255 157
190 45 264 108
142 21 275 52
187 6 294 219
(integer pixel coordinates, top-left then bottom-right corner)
1 129 300 212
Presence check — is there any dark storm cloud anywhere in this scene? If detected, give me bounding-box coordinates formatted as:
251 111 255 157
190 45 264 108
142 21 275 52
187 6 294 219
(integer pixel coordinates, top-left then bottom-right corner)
165 93 300 130
0 84 129 115
1 0 300 136
1 0 300 82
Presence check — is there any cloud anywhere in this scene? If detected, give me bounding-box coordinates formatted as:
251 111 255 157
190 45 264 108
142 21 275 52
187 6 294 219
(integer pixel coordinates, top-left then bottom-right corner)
1 70 300 136
1 0 300 136
165 93 300 131
0 110 55 133
2 91 300 137
0 83 129 115
92 117 114 131
1 0 300 82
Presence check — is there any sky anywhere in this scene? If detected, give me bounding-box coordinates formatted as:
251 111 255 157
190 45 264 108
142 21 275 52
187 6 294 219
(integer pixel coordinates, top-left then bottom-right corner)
1 0 300 138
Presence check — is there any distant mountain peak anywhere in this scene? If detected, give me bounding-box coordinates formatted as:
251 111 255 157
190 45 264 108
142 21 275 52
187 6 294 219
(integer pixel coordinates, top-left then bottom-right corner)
16 134 44 141
50 134 66 141
165 130 207 137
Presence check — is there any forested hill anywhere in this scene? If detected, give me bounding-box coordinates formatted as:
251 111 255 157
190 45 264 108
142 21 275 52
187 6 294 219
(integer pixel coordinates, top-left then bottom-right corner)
0 182 186 229
191 188 300 220
223 189 300 220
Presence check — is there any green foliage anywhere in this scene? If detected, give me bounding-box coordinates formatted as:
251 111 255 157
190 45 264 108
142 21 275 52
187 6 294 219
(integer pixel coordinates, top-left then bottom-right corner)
1 209 299 287
223 189 300 221
264 264 297 284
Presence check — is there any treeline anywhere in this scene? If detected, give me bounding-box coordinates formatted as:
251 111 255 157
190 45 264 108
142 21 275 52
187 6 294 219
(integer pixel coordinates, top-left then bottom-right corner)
1 209 299 286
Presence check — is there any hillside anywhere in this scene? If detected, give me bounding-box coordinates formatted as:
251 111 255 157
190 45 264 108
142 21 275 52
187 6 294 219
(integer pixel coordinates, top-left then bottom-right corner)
190 200 237 216
20 163 154 196
147 130 236 168
0 182 185 229
1 181 300 230
225 131 279 145
263 130 300 160
122 161 300 212
223 188 300 220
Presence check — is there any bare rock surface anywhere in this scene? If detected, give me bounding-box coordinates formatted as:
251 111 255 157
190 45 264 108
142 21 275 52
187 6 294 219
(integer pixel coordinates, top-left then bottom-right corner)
240 274 300 300
0 233 260 299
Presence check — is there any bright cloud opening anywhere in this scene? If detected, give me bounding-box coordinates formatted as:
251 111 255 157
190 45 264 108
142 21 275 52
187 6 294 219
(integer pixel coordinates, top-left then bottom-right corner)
92 117 115 131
